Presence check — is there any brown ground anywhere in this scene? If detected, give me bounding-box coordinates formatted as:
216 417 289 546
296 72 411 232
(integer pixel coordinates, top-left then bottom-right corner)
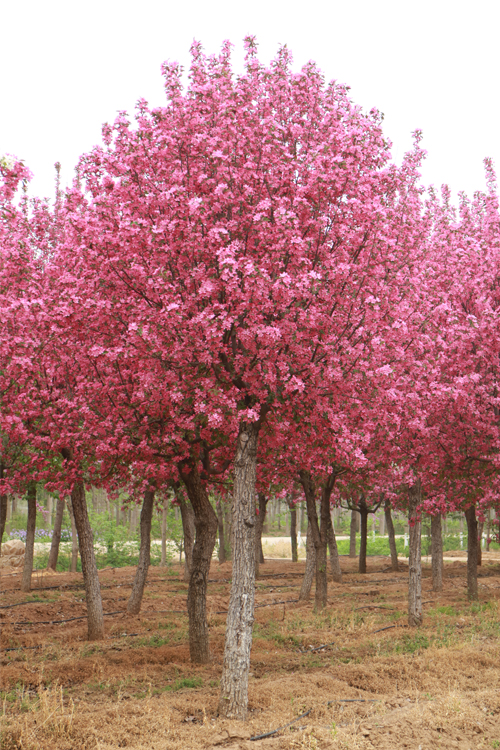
1 555 500 750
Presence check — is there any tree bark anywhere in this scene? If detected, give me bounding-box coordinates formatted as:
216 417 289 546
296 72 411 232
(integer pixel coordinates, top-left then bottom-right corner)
327 517 342 582
177 488 195 583
160 495 168 566
477 521 484 566
465 506 478 600
180 461 218 664
431 513 443 592
299 521 316 600
408 480 423 627
219 422 260 720
63 464 104 640
290 505 298 562
299 470 333 610
0 495 7 555
358 498 369 574
254 493 268 577
349 510 357 557
67 498 79 573
217 498 226 564
384 500 399 571
0 461 6 555
47 496 65 571
127 489 155 614
21 482 37 593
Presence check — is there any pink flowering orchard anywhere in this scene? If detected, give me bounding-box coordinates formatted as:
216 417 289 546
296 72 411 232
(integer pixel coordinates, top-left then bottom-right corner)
2 39 500 722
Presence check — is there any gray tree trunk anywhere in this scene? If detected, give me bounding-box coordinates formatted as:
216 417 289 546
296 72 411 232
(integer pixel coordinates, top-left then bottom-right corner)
178 490 195 583
67 498 79 573
408 480 423 627
349 510 357 557
384 500 399 571
161 495 168 566
21 482 37 592
219 422 260 720
0 495 7 555
47 496 65 571
127 489 155 614
477 521 484 566
465 506 478 600
254 493 268 577
358 500 369 574
217 498 226 564
299 470 328 609
431 513 443 592
62 460 104 640
290 505 298 562
180 462 218 664
299 521 316 600
327 516 342 582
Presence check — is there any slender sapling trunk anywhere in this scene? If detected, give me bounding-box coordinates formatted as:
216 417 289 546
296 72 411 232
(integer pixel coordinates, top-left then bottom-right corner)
65 469 104 640
384 500 399 571
127 489 155 614
349 510 357 557
290 505 298 562
431 513 443 592
178 490 195 583
21 482 37 593
327 516 342 582
254 493 268 577
67 498 78 573
180 462 218 664
217 498 226 564
161 495 168 566
408 480 423 627
465 506 478 600
47 496 65 571
358 498 369 574
299 521 316 600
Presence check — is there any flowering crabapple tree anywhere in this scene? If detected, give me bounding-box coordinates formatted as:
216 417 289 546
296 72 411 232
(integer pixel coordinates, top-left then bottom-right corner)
48 37 442 717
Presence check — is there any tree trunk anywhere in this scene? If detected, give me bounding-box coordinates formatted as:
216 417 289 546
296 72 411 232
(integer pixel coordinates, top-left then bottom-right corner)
224 506 232 559
21 482 37 592
290 506 298 562
299 470 330 610
161 495 168 566
327 518 342 582
358 500 369 574
408 480 423 627
127 489 155 614
67 498 79 573
349 510 357 557
180 461 218 664
219 422 260 720
465 506 478 600
178 489 195 583
0 495 7 555
477 521 484 566
217 498 226 564
384 500 399 571
254 493 268 577
64 468 104 640
299 521 316 600
431 513 443 592
47 496 65 571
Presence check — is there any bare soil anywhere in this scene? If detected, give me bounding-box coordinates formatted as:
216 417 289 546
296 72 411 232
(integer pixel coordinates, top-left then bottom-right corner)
1 556 500 749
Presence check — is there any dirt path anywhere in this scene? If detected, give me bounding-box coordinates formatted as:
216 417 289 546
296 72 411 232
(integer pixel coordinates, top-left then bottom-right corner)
1 556 499 749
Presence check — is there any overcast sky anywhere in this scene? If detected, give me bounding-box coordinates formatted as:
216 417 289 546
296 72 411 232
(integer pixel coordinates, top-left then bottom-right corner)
1 0 498 202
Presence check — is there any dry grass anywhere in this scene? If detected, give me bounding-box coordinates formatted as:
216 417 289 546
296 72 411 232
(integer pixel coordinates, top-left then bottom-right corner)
1 557 500 749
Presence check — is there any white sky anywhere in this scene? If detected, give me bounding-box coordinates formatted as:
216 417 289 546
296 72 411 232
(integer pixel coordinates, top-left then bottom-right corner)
1 0 499 202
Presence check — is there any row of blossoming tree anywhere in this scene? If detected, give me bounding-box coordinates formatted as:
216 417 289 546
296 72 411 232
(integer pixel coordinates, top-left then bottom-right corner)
1 39 500 719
